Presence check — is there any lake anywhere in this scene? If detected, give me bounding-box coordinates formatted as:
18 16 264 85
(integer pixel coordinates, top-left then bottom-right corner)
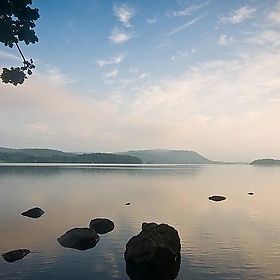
0 163 280 279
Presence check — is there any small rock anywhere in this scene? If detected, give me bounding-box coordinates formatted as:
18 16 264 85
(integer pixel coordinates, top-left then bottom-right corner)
21 207 44 218
125 202 131 206
2 249 30 263
208 195 226 202
57 227 99 250
248 192 254 196
89 218 114 234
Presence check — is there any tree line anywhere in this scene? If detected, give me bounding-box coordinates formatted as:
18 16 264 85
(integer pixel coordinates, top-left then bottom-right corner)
0 152 142 164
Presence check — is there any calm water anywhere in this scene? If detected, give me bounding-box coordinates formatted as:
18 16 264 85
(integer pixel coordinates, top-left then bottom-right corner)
0 163 280 279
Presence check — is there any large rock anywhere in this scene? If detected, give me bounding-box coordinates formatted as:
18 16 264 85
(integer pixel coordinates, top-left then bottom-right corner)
57 228 99 250
125 222 181 265
125 222 181 280
21 207 44 218
2 249 30 263
89 218 114 234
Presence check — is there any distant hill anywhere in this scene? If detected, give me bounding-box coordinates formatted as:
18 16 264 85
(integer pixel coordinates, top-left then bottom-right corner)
118 149 213 164
250 159 280 165
0 147 142 164
0 147 76 157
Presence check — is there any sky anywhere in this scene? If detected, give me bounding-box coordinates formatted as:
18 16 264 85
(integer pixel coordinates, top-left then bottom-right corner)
0 0 280 162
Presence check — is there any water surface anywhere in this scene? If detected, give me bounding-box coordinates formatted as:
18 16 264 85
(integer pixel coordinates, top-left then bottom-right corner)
0 164 280 279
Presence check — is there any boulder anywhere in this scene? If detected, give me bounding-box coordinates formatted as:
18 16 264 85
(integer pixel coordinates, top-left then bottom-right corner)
57 227 99 250
2 249 30 263
124 222 181 280
125 222 181 266
89 218 114 234
208 195 226 202
21 207 44 218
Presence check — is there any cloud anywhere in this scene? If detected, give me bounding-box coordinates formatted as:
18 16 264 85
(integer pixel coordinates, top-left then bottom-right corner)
218 34 234 45
147 16 157 25
113 4 136 28
169 16 202 35
1 44 280 161
248 30 280 46
219 5 256 24
96 54 125 67
266 3 280 24
109 27 133 44
104 68 119 78
167 1 210 17
0 50 22 62
39 64 77 86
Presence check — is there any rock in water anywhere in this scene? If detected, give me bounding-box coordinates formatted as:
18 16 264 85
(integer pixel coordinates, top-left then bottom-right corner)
89 218 115 234
21 207 44 218
125 222 181 265
208 195 226 202
2 249 30 263
124 222 181 280
57 228 99 250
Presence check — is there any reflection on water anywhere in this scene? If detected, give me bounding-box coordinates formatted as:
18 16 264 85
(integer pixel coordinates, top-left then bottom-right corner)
0 164 280 279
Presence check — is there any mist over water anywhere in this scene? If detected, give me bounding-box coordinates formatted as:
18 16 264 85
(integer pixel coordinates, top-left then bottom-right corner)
0 164 280 279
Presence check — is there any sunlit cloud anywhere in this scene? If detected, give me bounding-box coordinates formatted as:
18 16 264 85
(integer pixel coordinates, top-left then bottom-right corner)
113 4 136 28
169 16 202 35
219 5 256 24
109 27 133 44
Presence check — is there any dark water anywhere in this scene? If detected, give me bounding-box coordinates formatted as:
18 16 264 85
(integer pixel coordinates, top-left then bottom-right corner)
0 164 280 279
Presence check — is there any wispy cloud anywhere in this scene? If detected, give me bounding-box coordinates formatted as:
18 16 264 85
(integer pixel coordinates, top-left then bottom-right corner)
266 3 280 24
169 16 202 35
96 54 125 67
0 50 22 62
109 27 133 44
218 34 234 45
248 30 280 46
219 5 256 24
167 1 210 17
147 16 157 25
40 64 77 86
104 68 119 78
113 4 136 28
1 43 280 161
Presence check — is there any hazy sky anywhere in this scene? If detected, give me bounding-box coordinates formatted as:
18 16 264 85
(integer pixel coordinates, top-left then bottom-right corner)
0 0 280 162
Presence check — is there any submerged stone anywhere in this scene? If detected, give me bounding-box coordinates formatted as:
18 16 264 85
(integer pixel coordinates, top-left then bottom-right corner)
89 218 114 234
208 195 226 202
57 227 99 250
2 249 30 263
21 207 44 218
